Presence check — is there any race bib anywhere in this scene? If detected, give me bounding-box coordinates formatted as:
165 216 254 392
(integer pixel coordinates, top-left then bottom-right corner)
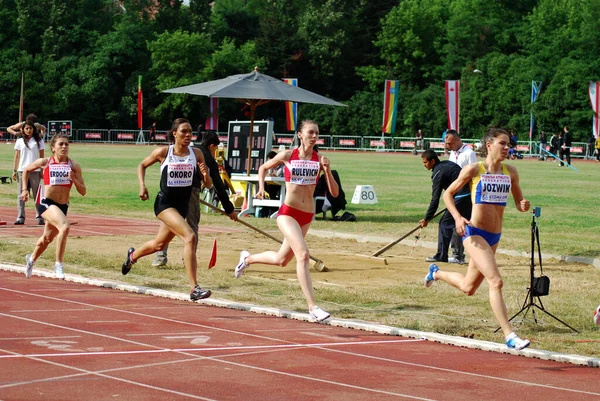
48 163 71 186
167 162 194 187
479 174 511 204
288 160 320 185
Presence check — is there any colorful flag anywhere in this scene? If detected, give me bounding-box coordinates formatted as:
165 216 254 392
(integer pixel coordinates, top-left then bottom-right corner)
205 97 219 131
19 73 24 122
208 238 217 269
137 75 143 129
283 78 298 131
445 80 460 131
589 82 599 138
529 81 543 139
382 80 399 134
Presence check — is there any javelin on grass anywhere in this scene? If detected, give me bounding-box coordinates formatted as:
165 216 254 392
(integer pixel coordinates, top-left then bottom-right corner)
371 208 446 257
539 145 579 172
198 198 329 272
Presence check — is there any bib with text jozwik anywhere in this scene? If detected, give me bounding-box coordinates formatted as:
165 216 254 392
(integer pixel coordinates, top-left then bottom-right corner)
477 174 511 206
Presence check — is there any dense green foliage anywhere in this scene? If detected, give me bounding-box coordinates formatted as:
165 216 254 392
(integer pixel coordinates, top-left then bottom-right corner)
1 0 599 141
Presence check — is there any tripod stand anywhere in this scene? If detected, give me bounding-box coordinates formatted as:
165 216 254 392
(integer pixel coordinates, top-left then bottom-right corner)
500 211 578 333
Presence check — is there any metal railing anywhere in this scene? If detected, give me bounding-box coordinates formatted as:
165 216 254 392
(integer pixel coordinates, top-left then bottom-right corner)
0 127 596 159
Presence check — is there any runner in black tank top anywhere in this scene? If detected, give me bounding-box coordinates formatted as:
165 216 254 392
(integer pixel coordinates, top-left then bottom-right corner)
121 118 214 301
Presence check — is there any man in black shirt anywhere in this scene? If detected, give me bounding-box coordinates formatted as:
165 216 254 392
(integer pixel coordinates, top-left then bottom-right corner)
559 125 572 166
419 149 472 263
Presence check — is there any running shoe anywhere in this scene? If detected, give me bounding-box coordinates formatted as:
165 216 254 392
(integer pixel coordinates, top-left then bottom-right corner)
190 285 211 301
54 263 65 280
152 257 168 267
505 333 530 350
234 250 250 278
448 257 466 265
25 254 34 278
424 263 439 288
37 218 45 225
122 247 135 275
309 306 330 322
14 219 24 225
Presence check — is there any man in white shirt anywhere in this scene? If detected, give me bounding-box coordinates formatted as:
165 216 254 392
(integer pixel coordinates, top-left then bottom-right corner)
444 130 477 264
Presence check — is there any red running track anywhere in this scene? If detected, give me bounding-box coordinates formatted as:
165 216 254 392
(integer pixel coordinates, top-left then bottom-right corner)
0 206 241 238
1 270 599 401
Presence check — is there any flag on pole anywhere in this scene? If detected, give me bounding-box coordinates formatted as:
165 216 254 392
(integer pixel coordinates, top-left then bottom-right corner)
589 82 599 138
283 78 298 131
208 238 217 269
137 75 143 129
382 80 400 134
445 80 460 131
19 73 24 122
529 81 543 139
205 97 219 131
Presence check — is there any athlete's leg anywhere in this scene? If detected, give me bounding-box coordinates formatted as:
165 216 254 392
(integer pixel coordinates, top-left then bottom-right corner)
39 205 70 264
276 216 315 309
157 208 197 290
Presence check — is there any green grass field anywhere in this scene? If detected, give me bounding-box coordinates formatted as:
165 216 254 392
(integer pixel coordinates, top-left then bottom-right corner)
1 142 598 257
1 142 599 357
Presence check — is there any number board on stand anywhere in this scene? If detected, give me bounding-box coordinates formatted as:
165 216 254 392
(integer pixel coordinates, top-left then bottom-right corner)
226 120 274 174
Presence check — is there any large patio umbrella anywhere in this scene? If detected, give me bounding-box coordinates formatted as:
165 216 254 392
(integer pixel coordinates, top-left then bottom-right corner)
163 67 345 175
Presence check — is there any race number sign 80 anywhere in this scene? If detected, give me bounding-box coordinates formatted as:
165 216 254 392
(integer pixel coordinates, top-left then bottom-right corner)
351 185 378 205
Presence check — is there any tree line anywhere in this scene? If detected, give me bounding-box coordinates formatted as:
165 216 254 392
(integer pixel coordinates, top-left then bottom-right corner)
1 0 599 141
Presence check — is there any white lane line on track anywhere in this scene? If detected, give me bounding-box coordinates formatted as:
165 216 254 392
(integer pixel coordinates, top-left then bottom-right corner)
0 338 422 359
126 332 212 336
0 347 219 401
1 286 598 398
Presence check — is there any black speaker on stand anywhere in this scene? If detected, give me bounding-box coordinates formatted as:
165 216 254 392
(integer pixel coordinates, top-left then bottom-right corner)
496 207 578 333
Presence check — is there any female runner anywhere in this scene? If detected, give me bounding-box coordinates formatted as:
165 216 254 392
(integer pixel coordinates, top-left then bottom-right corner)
426 127 531 350
121 118 213 301
234 120 339 322
22 134 86 279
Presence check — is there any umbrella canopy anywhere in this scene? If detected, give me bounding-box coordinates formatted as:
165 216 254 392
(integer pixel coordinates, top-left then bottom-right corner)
163 68 345 174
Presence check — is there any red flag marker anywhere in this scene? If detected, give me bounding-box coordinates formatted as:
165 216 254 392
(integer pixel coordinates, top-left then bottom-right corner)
208 239 217 269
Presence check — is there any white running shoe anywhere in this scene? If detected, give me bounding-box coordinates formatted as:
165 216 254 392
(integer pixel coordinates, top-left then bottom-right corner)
25 254 34 278
309 306 330 322
234 250 250 278
54 263 65 280
505 332 530 350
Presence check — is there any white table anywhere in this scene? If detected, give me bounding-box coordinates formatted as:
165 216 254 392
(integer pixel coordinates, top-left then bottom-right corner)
230 174 286 218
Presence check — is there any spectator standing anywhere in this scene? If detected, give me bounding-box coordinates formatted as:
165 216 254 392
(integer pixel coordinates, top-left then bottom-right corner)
549 132 560 161
444 130 476 265
415 129 424 151
559 126 572 166
586 134 595 160
596 136 600 162
148 122 157 142
539 131 547 160
12 118 45 225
